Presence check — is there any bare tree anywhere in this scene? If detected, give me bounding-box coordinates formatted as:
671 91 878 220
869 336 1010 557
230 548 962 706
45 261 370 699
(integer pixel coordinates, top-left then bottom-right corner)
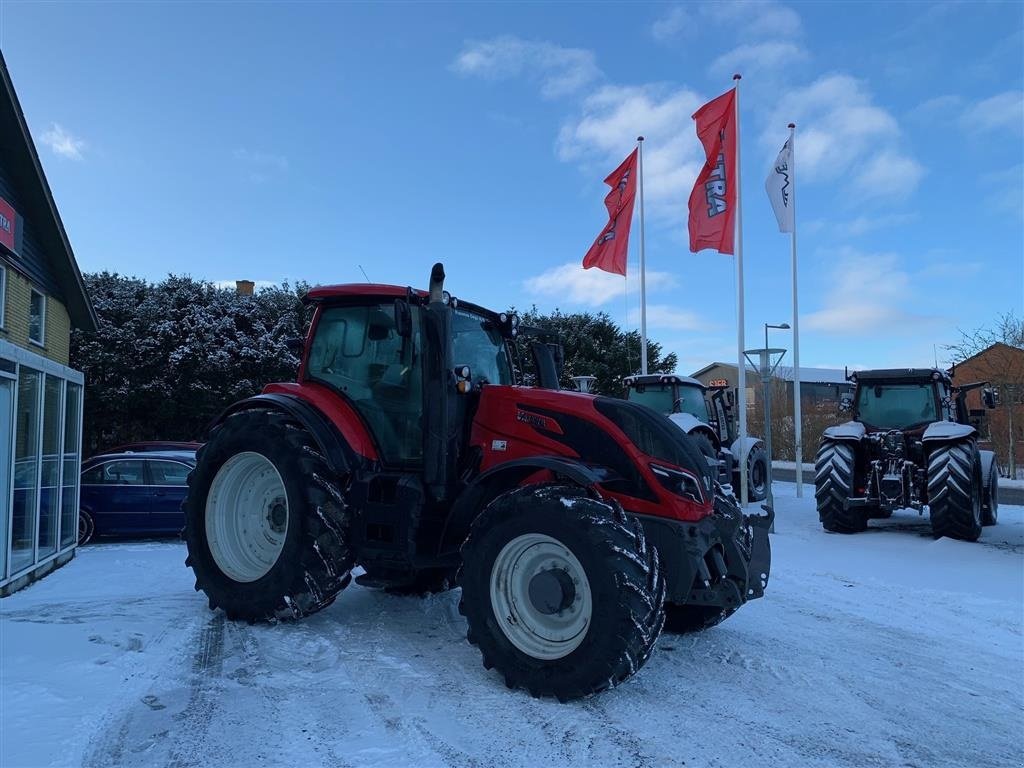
946 312 1024 477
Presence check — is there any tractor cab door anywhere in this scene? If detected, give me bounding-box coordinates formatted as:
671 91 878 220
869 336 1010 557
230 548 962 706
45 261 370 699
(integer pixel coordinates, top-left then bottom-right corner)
306 302 425 467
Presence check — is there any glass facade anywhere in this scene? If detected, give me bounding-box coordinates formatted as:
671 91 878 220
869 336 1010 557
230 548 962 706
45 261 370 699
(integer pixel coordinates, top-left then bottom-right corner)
1 341 84 590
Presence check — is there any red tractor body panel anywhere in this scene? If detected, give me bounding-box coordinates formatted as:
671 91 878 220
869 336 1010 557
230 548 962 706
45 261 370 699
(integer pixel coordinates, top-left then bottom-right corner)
471 386 713 523
262 381 380 461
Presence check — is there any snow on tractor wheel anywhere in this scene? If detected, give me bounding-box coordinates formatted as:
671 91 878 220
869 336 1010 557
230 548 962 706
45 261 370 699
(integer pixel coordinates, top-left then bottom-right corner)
183 409 355 621
459 484 665 702
815 439 867 533
927 440 983 542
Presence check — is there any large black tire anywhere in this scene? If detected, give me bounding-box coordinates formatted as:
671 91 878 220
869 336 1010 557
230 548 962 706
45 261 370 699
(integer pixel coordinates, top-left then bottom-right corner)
183 409 355 621
78 509 95 546
459 484 665 701
815 439 867 533
736 444 768 502
928 440 983 542
981 462 999 526
663 604 735 634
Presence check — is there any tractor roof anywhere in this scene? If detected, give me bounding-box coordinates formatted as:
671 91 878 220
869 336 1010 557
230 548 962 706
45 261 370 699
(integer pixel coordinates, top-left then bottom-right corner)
624 373 706 389
852 368 950 384
305 283 497 318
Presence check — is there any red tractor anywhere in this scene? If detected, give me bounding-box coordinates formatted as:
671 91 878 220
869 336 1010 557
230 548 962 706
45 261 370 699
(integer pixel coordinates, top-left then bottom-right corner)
183 264 772 700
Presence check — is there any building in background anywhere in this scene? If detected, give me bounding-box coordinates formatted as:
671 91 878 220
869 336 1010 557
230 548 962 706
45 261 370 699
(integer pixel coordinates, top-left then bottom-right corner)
951 342 1024 476
1 50 98 596
690 362 854 407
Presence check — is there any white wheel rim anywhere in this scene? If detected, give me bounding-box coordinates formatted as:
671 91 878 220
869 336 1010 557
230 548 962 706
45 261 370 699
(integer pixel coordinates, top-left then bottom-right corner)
206 452 289 583
489 533 593 661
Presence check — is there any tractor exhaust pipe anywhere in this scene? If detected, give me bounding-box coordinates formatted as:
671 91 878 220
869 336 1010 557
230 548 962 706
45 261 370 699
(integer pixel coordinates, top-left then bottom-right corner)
429 262 445 303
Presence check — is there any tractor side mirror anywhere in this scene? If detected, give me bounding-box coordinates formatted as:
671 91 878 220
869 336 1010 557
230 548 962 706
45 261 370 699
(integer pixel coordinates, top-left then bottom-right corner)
839 393 854 413
394 299 412 338
982 388 999 409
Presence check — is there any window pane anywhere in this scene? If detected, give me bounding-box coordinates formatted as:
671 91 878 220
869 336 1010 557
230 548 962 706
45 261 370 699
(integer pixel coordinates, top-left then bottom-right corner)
451 309 512 387
29 292 44 343
97 460 145 485
308 304 423 464
0 377 14 578
37 376 62 559
60 383 81 548
148 460 190 486
11 368 41 574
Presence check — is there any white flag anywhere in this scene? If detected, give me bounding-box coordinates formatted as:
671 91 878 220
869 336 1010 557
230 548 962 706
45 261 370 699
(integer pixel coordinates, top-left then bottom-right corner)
765 138 794 233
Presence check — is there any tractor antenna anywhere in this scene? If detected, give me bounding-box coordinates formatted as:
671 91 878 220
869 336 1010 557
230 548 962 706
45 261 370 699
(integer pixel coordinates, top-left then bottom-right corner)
358 264 371 283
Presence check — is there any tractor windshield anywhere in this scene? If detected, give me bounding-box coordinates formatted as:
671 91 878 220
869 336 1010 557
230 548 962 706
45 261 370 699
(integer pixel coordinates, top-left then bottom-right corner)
674 386 711 421
451 309 513 386
856 383 938 429
628 384 675 414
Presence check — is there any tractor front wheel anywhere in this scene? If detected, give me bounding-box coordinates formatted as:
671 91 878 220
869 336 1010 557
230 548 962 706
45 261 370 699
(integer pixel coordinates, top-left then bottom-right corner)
981 462 999 526
815 439 867 533
459 484 665 701
928 440 983 542
183 409 355 621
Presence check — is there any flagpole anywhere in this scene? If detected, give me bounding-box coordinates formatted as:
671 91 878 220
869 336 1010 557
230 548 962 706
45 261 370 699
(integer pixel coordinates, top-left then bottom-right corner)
637 135 648 375
733 74 748 507
789 122 803 498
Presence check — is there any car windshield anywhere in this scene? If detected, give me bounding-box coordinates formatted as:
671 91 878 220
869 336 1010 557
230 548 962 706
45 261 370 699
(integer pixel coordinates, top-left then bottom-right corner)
856 383 937 429
451 309 513 386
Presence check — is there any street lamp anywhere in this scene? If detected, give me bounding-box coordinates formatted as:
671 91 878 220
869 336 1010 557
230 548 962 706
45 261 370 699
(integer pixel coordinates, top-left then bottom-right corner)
745 322 790 518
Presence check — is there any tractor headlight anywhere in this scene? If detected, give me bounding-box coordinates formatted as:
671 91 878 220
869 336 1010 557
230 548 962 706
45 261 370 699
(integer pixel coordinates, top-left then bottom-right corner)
649 463 705 505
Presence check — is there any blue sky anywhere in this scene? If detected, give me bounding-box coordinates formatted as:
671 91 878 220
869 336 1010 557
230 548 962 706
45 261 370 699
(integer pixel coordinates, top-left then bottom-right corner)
1 1 1021 374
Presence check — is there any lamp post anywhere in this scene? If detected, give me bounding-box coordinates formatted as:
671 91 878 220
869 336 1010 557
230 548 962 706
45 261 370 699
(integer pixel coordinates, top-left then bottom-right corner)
745 323 789 517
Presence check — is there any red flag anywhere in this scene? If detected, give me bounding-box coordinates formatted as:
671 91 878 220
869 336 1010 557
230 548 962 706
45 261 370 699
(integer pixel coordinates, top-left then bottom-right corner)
582 148 638 276
688 89 737 255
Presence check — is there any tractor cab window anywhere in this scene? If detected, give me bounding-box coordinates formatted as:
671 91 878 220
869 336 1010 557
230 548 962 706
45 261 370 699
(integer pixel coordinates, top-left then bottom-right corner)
674 386 711 422
451 309 512 386
628 384 674 414
856 383 938 429
307 303 424 465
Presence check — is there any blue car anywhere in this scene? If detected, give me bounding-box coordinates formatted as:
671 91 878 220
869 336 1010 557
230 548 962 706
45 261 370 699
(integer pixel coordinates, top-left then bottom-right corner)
78 450 196 544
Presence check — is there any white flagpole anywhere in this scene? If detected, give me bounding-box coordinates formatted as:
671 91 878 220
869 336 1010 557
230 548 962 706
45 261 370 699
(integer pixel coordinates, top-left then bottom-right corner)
638 136 648 375
734 74 747 507
790 122 803 498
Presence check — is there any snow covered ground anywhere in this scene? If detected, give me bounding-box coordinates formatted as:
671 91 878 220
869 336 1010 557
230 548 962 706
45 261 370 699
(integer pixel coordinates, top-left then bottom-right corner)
2 483 1022 768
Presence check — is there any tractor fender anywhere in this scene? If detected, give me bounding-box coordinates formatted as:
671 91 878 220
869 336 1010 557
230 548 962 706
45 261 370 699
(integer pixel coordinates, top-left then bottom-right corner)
821 421 866 442
212 393 357 476
730 435 766 463
439 457 605 555
921 421 976 443
667 413 721 450
979 449 997 483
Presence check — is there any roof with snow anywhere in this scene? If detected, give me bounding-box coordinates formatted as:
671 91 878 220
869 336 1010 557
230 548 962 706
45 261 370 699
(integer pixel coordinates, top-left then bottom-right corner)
691 362 852 385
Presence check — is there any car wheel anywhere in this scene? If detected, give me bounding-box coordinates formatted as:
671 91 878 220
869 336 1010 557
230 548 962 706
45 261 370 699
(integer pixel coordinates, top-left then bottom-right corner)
78 510 95 545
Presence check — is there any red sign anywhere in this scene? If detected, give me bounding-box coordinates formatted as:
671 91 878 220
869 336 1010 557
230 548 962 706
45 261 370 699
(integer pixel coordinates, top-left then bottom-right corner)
0 197 16 253
709 378 730 388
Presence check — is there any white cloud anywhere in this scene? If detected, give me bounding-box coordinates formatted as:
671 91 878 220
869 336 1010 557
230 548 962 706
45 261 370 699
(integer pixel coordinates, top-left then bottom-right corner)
803 249 942 335
763 74 922 199
40 123 86 160
653 1 802 42
805 212 918 237
651 6 690 41
981 163 1024 220
451 36 600 98
960 91 1024 134
627 304 712 332
558 84 704 218
523 261 677 307
708 41 808 79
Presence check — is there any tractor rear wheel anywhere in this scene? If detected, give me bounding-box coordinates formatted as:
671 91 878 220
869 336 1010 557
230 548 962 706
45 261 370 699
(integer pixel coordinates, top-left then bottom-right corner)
981 462 999 526
815 439 867 533
744 444 768 502
459 484 665 701
183 409 355 621
928 440 983 542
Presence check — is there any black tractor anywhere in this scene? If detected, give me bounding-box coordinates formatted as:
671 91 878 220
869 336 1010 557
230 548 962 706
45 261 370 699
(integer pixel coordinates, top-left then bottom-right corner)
814 368 999 541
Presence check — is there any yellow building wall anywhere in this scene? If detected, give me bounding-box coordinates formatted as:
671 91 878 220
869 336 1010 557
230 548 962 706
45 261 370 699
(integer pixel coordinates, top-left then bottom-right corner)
1 267 71 366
